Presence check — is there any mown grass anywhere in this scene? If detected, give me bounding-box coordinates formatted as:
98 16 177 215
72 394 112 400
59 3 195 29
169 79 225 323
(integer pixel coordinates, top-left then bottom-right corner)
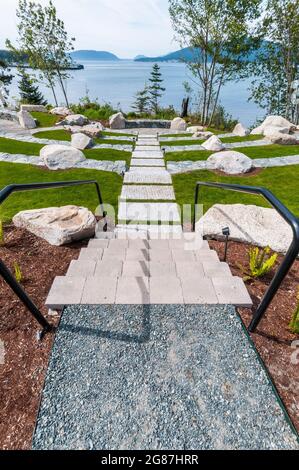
34 129 134 147
0 137 131 165
31 112 60 128
173 165 299 220
0 162 122 222
165 144 299 162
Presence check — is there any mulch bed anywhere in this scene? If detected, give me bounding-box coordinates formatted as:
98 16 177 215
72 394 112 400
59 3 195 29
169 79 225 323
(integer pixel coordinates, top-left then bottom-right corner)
210 239 299 434
0 227 298 449
0 225 85 449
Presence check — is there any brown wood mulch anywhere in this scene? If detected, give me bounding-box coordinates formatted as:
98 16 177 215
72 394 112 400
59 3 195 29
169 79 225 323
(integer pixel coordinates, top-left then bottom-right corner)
0 227 298 449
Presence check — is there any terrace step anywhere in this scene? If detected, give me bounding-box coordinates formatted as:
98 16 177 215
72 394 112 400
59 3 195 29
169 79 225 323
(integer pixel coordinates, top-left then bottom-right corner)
121 185 175 201
131 159 165 167
124 169 172 184
118 202 181 223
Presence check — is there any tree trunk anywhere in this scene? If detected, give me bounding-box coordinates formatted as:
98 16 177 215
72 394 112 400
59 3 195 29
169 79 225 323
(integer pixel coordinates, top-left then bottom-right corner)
181 97 190 117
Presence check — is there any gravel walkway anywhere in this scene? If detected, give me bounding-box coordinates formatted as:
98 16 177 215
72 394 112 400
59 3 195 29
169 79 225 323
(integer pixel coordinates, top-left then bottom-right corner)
33 304 298 450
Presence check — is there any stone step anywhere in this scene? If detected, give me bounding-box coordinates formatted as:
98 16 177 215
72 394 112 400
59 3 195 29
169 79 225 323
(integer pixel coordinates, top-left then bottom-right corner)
121 185 175 201
131 159 165 167
135 145 160 150
115 224 183 237
88 237 208 249
46 275 252 309
132 152 164 159
124 170 172 184
118 202 181 223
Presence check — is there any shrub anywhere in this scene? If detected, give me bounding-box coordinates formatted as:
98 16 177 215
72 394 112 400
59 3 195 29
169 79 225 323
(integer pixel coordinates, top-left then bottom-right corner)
14 262 23 283
289 289 299 334
239 246 278 281
126 105 177 121
71 95 118 121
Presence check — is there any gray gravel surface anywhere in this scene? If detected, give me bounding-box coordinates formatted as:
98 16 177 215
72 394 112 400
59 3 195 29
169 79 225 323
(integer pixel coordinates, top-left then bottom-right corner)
33 304 299 450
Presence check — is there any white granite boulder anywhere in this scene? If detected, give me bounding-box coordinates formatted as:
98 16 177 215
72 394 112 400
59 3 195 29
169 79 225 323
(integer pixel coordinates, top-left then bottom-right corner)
17 110 36 129
20 104 47 113
59 114 89 126
193 131 213 139
207 151 253 174
269 133 299 145
251 115 296 135
50 107 71 116
80 123 104 138
170 117 187 131
187 126 206 133
233 123 250 136
71 133 93 150
196 204 292 253
109 112 126 129
263 126 289 138
202 135 225 151
40 144 86 170
13 205 96 246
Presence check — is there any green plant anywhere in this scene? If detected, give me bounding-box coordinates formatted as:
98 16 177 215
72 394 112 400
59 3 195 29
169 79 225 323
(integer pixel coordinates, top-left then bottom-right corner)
71 96 118 121
289 289 299 334
14 262 23 283
0 219 4 245
239 246 278 281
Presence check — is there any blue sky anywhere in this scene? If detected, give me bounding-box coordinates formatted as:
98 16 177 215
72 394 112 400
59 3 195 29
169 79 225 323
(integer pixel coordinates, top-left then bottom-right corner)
0 0 179 58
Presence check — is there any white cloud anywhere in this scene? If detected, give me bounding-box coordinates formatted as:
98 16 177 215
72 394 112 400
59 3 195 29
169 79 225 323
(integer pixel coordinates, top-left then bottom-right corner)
0 0 178 57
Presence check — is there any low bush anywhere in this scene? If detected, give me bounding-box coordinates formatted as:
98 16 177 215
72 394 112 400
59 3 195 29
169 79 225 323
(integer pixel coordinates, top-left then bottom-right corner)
71 96 118 121
239 246 278 281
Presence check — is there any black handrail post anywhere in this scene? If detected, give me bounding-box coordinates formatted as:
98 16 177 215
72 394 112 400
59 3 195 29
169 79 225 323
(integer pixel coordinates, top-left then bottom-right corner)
0 260 53 334
193 181 299 333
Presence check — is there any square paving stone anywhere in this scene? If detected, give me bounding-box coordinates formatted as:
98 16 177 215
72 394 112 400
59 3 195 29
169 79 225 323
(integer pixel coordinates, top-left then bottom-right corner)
122 261 150 277
149 250 173 262
149 261 176 277
115 277 150 304
212 277 253 307
121 185 175 201
175 261 205 278
125 248 149 261
88 239 109 249
150 277 184 304
67 260 97 277
79 248 103 262
171 250 196 262
94 260 123 278
46 277 86 309
202 261 232 278
128 239 150 249
81 277 117 304
195 250 219 262
180 277 219 304
118 202 181 223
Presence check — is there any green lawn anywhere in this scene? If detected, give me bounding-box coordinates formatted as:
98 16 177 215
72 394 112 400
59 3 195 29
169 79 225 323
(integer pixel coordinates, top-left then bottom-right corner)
34 129 134 147
31 112 60 128
0 162 122 223
165 144 299 162
0 137 131 165
173 165 299 220
220 134 264 143
102 131 135 137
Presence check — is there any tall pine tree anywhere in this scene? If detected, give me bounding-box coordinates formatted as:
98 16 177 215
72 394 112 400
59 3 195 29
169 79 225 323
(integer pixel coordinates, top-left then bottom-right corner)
18 70 47 105
0 59 13 107
148 64 165 114
132 84 150 114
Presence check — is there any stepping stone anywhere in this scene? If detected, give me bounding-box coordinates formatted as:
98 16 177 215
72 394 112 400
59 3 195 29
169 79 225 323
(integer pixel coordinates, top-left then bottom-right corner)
181 277 219 304
202 261 232 278
132 152 164 159
46 277 85 309
81 277 117 304
212 277 253 307
121 185 175 201
115 277 150 304
116 224 183 237
88 239 109 249
131 159 165 167
67 260 96 277
94 260 123 278
124 170 172 184
136 142 160 147
134 146 161 151
118 202 181 223
79 248 103 262
150 277 184 304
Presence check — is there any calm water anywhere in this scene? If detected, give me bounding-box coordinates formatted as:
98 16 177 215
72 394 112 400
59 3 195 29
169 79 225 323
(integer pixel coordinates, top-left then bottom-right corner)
9 60 264 126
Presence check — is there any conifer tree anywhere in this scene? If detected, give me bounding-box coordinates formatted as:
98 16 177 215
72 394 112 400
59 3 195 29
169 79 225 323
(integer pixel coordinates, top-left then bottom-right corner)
18 70 47 105
148 64 165 114
132 84 150 114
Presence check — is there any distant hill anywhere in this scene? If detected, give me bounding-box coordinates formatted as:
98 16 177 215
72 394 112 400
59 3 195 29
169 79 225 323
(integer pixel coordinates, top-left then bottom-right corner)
134 48 196 62
70 50 120 61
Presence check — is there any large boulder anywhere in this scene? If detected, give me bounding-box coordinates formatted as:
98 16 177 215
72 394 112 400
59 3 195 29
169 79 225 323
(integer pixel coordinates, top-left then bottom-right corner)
59 114 89 126
269 133 299 145
13 205 96 246
170 117 187 131
202 135 225 151
81 123 104 138
263 126 289 138
187 126 206 133
50 107 71 116
109 112 126 129
40 144 86 170
20 104 47 113
17 110 36 129
233 123 250 136
251 115 296 135
207 151 253 174
71 132 93 150
196 204 292 253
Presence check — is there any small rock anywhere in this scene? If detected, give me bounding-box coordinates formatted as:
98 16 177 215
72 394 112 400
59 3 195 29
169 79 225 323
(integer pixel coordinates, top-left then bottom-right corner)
233 123 250 136
81 123 104 138
71 133 93 150
109 112 126 129
187 126 206 133
269 133 299 145
207 150 253 174
170 117 187 131
193 131 213 139
40 144 86 170
202 135 225 151
17 110 36 129
59 114 89 126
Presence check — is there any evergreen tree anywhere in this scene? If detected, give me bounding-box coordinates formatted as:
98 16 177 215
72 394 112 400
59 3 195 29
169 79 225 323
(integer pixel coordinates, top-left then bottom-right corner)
148 64 165 114
0 59 13 107
18 70 47 105
132 84 150 114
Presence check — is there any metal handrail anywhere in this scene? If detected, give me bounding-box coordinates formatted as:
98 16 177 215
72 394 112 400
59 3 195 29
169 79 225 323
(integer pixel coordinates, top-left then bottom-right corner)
192 181 299 332
0 180 106 339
